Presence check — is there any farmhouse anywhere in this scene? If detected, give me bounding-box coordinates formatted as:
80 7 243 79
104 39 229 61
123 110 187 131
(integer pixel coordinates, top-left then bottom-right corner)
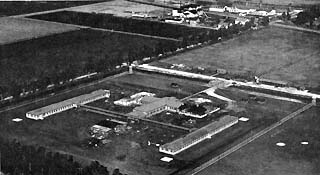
159 115 238 155
128 96 183 118
26 89 110 120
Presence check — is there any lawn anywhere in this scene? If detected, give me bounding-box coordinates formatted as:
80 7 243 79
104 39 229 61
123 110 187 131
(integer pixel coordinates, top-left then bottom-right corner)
158 26 320 89
197 106 320 175
109 72 209 99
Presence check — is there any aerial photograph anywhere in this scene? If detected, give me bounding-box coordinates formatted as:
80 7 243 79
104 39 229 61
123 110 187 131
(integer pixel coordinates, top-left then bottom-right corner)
0 0 319 175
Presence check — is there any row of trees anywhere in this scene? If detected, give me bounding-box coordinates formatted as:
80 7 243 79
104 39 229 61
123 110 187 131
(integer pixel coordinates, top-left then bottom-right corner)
294 6 320 28
0 139 126 175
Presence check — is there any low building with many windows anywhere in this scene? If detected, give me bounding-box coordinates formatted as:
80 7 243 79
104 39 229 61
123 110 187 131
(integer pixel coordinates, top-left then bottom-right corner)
26 89 110 120
159 115 238 155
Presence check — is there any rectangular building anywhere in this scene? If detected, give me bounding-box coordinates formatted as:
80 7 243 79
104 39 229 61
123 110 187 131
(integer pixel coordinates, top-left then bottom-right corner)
128 97 183 118
159 115 238 155
26 89 110 120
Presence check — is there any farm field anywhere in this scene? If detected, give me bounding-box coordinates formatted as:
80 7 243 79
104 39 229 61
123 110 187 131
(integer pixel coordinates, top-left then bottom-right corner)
28 10 216 41
197 106 320 175
156 26 320 89
0 1 103 17
0 17 79 45
234 0 320 5
68 0 169 17
0 27 177 98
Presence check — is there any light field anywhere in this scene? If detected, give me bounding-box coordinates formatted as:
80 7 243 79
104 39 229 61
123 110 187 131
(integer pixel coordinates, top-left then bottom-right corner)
197 107 320 175
69 0 167 17
0 17 79 44
158 26 320 88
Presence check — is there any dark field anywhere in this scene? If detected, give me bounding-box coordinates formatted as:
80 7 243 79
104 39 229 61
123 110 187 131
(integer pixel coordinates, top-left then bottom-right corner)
197 106 320 175
28 10 217 42
0 1 103 17
157 26 320 89
109 72 209 99
0 28 178 97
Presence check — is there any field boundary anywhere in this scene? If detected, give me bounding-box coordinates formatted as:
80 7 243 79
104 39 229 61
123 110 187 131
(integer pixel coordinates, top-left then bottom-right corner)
188 102 315 175
271 22 320 35
16 17 181 42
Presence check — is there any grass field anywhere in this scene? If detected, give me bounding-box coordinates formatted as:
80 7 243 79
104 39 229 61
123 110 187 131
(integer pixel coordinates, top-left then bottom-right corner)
69 0 168 17
0 1 103 17
109 72 208 99
0 17 79 45
197 106 320 175
234 0 320 5
157 26 320 89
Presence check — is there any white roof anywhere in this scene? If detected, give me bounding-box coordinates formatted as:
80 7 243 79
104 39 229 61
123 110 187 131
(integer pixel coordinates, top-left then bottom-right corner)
160 157 173 162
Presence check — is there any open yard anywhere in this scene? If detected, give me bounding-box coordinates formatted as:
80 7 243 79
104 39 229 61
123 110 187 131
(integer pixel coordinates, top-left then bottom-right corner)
109 72 208 99
156 26 320 89
197 106 320 175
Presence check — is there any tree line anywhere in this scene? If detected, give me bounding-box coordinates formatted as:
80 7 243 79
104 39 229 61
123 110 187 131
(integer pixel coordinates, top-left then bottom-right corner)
0 138 128 175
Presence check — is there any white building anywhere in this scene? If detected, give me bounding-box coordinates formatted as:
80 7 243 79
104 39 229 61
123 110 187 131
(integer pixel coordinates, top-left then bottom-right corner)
26 89 110 120
159 115 238 155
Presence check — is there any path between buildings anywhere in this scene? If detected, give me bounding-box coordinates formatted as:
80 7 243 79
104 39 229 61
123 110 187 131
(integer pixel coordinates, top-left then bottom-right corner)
189 102 315 175
203 88 234 102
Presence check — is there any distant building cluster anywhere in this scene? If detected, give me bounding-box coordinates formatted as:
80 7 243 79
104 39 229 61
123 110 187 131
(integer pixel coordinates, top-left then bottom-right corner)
159 115 238 155
128 96 183 118
26 89 110 120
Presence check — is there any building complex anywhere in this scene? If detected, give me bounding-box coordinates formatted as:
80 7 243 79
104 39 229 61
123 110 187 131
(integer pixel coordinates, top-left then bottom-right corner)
128 96 183 118
26 89 110 120
159 115 238 155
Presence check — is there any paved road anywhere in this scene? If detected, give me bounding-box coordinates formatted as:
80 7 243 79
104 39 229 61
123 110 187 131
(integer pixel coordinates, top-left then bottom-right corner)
189 102 315 175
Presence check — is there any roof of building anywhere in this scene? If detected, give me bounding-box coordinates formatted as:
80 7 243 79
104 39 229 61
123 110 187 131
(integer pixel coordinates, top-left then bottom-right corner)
160 115 238 152
140 96 161 104
27 89 109 116
134 97 183 113
91 125 112 132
